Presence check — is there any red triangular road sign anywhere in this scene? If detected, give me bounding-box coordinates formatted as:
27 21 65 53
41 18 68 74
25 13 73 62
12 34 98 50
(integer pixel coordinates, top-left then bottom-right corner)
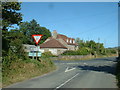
32 34 43 45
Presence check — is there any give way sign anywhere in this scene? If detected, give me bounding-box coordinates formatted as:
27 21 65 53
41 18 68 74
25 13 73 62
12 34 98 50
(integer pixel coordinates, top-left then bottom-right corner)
32 34 43 45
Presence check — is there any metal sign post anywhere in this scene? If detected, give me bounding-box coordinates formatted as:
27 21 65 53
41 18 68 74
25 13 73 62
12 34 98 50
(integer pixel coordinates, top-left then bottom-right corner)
32 47 34 60
36 45 39 60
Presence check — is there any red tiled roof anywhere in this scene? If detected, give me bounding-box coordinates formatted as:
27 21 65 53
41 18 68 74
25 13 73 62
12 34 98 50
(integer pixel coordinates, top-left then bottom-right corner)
43 33 78 47
56 34 77 45
40 39 67 49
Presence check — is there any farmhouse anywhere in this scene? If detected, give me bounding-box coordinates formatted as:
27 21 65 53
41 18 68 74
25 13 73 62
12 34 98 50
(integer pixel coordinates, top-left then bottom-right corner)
40 30 78 55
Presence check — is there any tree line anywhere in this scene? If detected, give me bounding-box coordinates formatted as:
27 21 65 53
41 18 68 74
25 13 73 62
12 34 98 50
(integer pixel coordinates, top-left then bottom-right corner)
62 38 117 56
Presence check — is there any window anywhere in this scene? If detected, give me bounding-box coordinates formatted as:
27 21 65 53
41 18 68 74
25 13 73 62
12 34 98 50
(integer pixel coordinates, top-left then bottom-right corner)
73 40 75 43
66 39 69 43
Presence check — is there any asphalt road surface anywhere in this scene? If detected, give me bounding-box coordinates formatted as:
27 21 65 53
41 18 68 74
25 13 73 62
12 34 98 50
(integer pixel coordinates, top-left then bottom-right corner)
5 57 118 88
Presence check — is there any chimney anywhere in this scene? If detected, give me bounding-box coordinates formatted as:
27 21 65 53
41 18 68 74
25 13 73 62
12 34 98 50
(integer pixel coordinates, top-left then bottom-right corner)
52 30 57 39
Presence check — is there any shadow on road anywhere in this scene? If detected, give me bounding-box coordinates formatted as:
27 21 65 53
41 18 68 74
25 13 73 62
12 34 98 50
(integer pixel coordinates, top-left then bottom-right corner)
76 57 118 75
77 64 116 75
77 58 117 75
92 57 117 62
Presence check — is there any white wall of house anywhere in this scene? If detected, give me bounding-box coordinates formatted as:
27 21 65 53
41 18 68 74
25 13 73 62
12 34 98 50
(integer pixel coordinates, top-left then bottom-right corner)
39 49 44 53
56 48 67 55
67 45 76 50
49 49 57 55
40 48 67 55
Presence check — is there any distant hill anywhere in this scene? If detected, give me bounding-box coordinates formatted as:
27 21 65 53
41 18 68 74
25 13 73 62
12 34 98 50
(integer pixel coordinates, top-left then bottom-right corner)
107 46 120 50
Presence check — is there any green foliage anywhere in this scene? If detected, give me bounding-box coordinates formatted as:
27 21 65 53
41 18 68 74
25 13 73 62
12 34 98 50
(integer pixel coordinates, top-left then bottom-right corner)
41 52 56 58
105 48 117 55
75 38 117 56
19 19 51 44
2 2 22 57
62 47 90 55
78 47 91 55
2 2 22 29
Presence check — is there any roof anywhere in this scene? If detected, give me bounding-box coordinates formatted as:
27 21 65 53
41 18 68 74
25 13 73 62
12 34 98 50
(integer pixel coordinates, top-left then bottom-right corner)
40 38 67 49
48 34 77 45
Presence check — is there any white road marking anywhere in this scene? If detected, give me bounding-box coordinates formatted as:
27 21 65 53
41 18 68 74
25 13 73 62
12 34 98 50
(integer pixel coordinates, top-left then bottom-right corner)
55 73 79 89
83 63 88 65
65 67 76 72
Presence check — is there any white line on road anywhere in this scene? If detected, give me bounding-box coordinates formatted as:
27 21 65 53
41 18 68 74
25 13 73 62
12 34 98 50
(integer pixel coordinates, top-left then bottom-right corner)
65 67 76 72
55 73 79 90
83 63 88 65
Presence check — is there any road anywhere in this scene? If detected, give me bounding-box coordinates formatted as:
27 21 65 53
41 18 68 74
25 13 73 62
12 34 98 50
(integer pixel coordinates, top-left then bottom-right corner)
5 57 118 88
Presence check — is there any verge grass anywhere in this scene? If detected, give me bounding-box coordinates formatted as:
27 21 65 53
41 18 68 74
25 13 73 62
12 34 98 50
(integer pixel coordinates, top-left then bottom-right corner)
2 58 56 87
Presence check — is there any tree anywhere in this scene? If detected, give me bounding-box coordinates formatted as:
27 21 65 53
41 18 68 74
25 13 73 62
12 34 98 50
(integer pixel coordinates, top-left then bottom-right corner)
19 19 51 45
75 38 85 48
2 2 22 56
8 29 27 59
2 2 22 30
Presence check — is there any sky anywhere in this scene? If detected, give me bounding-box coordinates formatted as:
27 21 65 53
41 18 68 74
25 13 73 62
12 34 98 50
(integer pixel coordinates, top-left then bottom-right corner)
20 2 118 48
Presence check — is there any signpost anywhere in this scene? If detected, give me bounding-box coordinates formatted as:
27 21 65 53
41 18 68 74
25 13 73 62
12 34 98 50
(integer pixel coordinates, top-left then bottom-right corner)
32 34 42 60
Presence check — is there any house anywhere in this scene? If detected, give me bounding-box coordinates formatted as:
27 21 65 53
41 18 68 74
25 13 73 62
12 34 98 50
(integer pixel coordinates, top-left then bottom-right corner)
23 44 41 57
40 30 78 55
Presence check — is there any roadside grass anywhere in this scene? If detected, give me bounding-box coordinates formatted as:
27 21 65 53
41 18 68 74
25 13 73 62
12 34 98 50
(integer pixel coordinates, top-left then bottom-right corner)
2 58 56 87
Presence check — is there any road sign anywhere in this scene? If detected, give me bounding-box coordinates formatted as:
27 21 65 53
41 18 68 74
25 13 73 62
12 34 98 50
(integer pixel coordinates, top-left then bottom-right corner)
32 34 42 45
28 51 41 57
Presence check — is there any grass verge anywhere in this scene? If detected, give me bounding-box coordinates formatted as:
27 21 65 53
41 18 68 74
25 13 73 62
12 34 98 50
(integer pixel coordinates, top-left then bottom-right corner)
2 58 56 87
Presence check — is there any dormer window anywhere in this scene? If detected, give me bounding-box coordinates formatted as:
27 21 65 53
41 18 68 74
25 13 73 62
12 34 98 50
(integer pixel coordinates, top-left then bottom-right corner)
70 39 72 43
67 39 69 43
73 40 75 43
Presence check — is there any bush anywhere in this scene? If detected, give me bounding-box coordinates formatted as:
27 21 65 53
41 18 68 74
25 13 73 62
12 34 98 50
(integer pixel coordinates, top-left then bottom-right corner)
110 49 117 54
62 47 90 55
77 47 90 55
